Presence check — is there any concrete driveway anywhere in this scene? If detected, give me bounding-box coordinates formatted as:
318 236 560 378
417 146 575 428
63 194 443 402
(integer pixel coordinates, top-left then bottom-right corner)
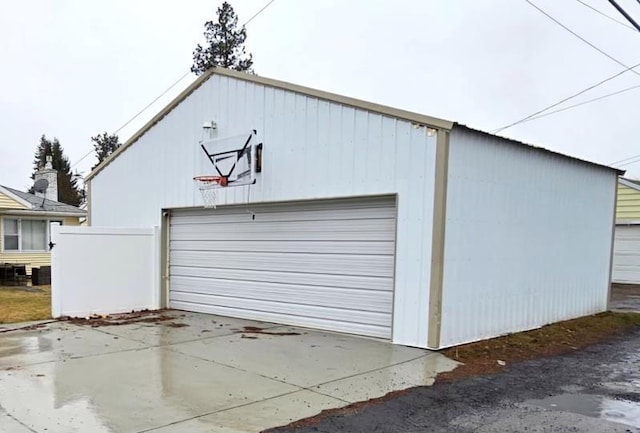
0 310 456 433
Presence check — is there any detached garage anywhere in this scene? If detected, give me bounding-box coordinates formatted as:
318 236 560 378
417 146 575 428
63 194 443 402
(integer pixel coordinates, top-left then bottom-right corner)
83 68 621 349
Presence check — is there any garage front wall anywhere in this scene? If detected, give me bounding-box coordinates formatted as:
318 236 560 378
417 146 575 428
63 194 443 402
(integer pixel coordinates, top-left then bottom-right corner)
90 74 439 347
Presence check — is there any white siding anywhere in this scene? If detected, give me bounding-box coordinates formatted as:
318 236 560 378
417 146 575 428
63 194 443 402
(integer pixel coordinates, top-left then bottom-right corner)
90 74 438 347
439 127 617 348
612 225 640 284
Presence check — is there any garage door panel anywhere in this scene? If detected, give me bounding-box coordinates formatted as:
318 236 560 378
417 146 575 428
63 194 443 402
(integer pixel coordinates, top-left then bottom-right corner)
171 218 395 238
169 292 392 327
171 206 397 225
170 276 393 312
170 251 394 278
170 229 394 242
171 196 395 219
168 301 391 339
170 266 392 291
170 240 395 255
169 196 396 339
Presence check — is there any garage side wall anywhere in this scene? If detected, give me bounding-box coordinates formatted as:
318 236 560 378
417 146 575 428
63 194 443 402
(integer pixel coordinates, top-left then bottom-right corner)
439 127 617 348
89 74 439 347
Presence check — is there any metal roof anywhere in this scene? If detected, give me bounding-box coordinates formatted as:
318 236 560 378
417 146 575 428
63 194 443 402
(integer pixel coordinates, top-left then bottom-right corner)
0 185 86 215
86 67 624 181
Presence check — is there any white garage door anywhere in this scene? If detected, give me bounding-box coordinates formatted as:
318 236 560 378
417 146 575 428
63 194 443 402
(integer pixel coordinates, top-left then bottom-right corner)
169 196 396 339
613 225 640 284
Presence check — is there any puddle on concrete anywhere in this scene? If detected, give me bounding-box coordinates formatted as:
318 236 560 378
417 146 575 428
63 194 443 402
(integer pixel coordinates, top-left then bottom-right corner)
528 393 640 429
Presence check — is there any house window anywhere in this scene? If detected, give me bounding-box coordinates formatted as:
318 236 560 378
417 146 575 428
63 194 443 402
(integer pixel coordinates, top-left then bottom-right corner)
3 219 19 251
3 218 50 252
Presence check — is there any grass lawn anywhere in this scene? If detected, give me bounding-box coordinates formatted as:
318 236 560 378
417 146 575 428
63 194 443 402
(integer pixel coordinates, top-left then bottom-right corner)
0 286 51 324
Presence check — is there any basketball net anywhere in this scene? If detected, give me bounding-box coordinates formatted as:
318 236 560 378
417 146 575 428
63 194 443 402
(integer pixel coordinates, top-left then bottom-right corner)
193 176 227 208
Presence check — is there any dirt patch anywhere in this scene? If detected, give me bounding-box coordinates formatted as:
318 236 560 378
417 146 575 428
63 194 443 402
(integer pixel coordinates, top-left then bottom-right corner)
0 321 53 334
60 309 178 327
240 326 301 336
164 322 189 328
437 311 640 382
241 334 258 339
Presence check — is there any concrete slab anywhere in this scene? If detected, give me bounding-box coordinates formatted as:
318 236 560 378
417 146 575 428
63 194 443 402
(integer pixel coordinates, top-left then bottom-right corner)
0 409 32 433
170 325 429 387
313 352 460 403
147 390 345 433
0 346 299 433
0 312 453 432
0 322 146 369
94 311 281 346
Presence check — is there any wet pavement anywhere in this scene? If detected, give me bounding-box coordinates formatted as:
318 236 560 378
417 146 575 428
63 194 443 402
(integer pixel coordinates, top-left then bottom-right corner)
611 284 640 313
269 328 640 433
0 311 457 433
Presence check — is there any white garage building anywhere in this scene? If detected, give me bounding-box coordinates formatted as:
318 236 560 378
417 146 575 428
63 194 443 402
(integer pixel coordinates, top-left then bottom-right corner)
85 68 620 349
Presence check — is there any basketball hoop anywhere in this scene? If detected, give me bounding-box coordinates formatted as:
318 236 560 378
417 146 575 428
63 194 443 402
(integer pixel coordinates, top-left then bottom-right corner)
193 175 228 208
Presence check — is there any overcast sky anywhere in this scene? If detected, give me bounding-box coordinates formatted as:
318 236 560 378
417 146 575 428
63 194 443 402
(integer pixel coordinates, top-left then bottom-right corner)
1 0 640 191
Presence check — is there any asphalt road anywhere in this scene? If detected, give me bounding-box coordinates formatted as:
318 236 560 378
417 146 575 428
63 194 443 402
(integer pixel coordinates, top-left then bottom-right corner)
269 328 640 433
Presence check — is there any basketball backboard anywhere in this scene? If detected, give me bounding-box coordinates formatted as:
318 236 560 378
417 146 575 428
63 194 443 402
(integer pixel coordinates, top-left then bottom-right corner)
198 130 262 187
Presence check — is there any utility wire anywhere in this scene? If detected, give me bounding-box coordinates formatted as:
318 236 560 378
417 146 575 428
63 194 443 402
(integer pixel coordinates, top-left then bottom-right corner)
492 61 640 133
244 0 276 26
521 82 640 125
70 71 192 170
73 0 277 173
574 0 636 31
493 1 640 133
607 0 640 31
525 0 640 77
617 156 640 167
611 152 640 165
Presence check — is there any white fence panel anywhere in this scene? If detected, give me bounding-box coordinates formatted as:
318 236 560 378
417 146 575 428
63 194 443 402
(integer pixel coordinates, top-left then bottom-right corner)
51 226 160 317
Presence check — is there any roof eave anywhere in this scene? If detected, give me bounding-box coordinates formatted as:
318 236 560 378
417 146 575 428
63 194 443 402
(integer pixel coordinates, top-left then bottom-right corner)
619 178 640 191
0 185 33 209
454 124 626 176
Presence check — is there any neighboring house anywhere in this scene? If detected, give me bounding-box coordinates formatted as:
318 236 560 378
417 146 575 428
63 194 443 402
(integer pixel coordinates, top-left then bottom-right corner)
612 178 640 284
0 159 85 275
82 68 620 349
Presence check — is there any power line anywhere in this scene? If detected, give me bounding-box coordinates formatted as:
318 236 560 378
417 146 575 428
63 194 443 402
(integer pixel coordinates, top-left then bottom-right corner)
617 156 640 167
493 1 640 133
244 0 276 26
492 61 640 133
525 0 640 77
607 0 640 31
611 152 640 165
574 0 636 31
522 82 640 124
73 0 277 173
70 71 192 170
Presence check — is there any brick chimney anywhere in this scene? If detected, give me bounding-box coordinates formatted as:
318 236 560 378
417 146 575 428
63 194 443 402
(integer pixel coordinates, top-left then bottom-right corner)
34 155 58 202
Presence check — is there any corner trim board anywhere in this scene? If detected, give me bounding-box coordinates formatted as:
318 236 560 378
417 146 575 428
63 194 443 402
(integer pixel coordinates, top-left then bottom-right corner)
427 130 450 349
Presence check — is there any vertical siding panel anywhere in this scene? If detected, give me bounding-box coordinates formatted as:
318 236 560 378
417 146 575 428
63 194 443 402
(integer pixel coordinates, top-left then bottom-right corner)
316 100 331 197
305 98 319 192
340 107 356 195
382 118 397 185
